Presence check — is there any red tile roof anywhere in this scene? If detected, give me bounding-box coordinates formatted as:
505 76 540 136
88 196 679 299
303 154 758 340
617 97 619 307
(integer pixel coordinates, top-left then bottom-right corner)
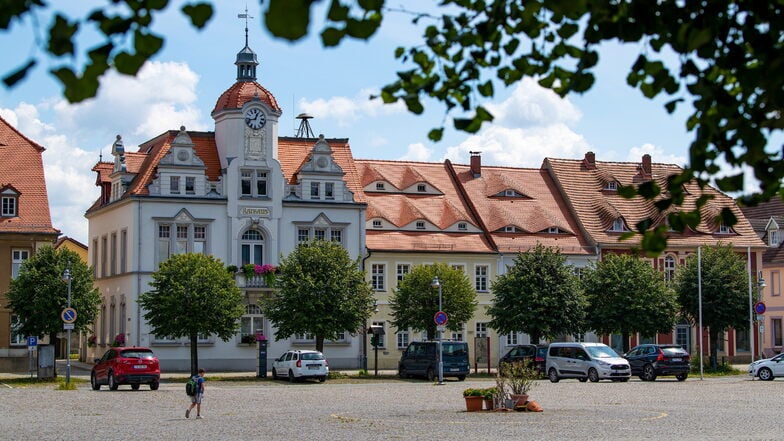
365 230 495 253
545 153 764 249
212 81 281 115
741 198 784 264
0 116 59 236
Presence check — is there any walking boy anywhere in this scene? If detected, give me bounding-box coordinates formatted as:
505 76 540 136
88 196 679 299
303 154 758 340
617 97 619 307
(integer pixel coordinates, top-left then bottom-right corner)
186 368 206 419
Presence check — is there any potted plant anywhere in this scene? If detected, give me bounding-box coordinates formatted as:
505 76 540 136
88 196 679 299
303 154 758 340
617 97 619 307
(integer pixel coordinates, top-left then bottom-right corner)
111 333 125 347
498 361 539 408
462 388 484 412
243 263 257 279
482 387 499 410
240 334 256 345
258 263 278 286
226 265 238 274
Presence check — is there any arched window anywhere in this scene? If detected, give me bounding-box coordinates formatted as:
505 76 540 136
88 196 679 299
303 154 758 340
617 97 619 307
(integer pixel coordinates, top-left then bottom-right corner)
241 229 264 265
240 304 263 343
664 255 676 282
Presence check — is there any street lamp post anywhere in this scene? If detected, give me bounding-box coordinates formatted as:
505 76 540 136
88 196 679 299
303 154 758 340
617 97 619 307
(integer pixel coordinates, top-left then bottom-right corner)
431 276 444 385
758 272 766 360
62 260 72 386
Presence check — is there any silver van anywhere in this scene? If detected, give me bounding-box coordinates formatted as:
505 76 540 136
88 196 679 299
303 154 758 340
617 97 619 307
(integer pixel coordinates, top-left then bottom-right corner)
546 342 631 383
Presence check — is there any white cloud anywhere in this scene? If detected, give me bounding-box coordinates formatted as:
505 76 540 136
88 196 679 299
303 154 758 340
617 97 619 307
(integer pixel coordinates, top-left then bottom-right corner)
398 143 434 162
299 88 405 128
627 143 687 168
486 78 582 128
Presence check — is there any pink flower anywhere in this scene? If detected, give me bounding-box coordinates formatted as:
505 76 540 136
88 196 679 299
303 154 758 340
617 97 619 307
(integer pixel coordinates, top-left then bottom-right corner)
253 264 263 275
259 264 277 275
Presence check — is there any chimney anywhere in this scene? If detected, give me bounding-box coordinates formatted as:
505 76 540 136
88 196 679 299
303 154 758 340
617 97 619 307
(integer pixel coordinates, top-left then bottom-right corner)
470 151 482 177
642 154 652 176
583 151 596 170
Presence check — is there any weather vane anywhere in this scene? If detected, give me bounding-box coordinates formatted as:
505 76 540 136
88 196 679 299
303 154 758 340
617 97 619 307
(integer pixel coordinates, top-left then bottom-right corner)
238 5 254 47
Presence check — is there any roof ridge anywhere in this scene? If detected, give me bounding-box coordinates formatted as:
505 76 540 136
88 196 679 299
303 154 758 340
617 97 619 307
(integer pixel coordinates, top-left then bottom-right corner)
0 114 45 152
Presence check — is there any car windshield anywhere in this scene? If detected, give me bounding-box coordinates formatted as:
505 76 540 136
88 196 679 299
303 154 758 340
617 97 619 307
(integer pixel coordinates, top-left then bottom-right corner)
443 343 467 356
661 346 687 356
586 345 620 358
120 350 155 359
300 352 325 361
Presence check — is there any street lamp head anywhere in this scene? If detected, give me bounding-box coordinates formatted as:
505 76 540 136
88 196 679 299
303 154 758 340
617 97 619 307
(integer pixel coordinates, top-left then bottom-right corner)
758 271 766 289
62 268 71 282
431 276 440 288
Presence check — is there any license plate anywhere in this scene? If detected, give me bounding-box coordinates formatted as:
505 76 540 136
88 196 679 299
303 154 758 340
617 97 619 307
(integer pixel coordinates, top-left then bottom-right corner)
671 358 682 362
133 365 146 369
449 368 460 372
308 365 320 370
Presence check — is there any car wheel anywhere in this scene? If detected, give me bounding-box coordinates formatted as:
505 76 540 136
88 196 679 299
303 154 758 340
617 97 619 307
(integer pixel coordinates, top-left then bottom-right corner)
758 367 774 381
131 383 140 391
90 372 100 391
457 375 466 381
675 373 688 382
426 368 435 382
398 367 407 379
150 381 159 390
588 368 600 383
272 368 278 380
578 377 588 383
318 376 326 383
642 364 657 381
109 372 119 390
548 368 560 383
288 370 296 383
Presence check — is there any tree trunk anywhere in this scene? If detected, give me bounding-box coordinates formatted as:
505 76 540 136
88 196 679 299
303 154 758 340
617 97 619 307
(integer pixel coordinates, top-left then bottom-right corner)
190 333 199 377
709 328 720 370
621 330 631 354
316 335 324 353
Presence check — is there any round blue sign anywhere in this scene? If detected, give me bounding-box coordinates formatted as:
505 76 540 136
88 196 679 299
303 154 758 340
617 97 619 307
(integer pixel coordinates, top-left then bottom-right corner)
434 311 448 326
754 302 766 315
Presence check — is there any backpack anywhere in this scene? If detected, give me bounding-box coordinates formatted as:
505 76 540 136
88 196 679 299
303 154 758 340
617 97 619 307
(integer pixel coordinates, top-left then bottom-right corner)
185 376 198 396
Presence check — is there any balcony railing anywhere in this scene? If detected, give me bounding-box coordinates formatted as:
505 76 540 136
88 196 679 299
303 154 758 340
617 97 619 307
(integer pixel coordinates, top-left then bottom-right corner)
236 274 273 288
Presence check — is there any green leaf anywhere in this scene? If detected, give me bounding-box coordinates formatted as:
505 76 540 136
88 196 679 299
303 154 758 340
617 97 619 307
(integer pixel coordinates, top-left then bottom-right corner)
2 59 36 87
48 14 79 56
428 128 444 141
321 27 344 46
181 3 214 29
266 0 312 41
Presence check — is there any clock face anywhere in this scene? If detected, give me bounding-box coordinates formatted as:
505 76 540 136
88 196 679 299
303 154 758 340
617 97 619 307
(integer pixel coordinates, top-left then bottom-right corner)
244 108 266 129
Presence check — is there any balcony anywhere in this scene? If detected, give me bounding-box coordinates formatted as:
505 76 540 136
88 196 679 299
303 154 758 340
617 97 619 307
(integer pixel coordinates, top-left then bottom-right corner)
236 274 273 288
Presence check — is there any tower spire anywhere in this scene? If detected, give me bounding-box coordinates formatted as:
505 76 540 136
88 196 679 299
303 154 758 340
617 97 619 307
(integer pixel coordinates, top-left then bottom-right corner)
238 5 252 48
235 6 258 82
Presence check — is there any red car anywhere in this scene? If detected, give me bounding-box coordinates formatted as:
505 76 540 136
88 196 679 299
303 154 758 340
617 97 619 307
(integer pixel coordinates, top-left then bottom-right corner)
91 347 160 391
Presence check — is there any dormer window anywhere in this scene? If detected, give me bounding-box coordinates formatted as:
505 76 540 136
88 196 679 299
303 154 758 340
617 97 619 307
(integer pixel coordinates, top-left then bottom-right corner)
504 189 516 197
376 182 385 191
185 177 195 195
373 220 382 229
547 227 560 234
170 176 180 194
504 226 516 233
1 195 17 217
325 182 334 200
310 182 320 199
417 184 426 192
770 230 780 247
458 222 467 231
605 181 618 191
718 223 732 234
416 221 425 230
610 218 627 232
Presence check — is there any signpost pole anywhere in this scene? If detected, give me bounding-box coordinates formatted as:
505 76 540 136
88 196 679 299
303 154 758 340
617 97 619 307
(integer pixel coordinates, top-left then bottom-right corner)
431 277 445 386
63 260 72 386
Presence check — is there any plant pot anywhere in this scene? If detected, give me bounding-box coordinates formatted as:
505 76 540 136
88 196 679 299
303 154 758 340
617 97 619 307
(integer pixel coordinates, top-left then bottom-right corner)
510 394 529 407
484 398 494 410
464 396 483 412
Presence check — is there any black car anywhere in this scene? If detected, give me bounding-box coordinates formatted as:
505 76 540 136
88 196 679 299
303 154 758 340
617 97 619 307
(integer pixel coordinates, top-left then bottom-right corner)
500 344 547 374
624 344 690 381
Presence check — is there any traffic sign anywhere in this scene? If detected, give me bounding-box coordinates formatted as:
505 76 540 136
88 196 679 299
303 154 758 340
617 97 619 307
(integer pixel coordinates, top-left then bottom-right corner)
434 311 448 326
754 302 766 315
61 307 77 324
63 323 74 330
27 336 37 347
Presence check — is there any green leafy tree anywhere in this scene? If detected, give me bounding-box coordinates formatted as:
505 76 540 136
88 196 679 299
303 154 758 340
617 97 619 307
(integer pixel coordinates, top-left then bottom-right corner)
138 253 243 376
673 244 749 368
3 1 782 251
263 240 374 353
389 262 476 339
6 245 100 374
582 253 678 353
488 244 585 344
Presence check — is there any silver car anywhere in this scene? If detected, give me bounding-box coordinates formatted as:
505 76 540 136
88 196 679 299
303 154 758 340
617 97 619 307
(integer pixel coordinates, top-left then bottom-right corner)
749 353 784 381
272 350 329 382
546 342 631 382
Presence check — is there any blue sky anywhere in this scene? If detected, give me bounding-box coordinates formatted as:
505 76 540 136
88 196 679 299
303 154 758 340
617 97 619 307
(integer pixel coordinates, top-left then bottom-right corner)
0 2 727 244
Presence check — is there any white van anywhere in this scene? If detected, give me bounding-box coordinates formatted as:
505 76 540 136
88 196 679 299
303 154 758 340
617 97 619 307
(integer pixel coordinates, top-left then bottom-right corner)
546 342 631 383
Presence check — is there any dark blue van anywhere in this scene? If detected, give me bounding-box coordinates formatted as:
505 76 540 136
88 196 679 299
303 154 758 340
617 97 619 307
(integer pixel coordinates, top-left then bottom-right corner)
398 341 470 381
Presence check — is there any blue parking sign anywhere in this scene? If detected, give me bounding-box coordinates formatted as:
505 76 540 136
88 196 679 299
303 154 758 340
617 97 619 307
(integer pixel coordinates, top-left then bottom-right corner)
27 336 37 347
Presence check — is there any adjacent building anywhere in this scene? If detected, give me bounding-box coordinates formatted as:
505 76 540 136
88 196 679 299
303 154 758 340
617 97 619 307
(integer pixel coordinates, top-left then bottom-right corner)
0 116 60 371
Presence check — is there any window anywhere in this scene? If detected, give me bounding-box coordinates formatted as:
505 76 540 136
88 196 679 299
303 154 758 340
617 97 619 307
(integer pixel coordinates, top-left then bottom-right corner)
610 218 627 232
185 176 195 194
295 332 315 342
371 321 386 348
664 255 676 283
397 330 409 349
773 318 783 347
194 225 206 253
240 304 263 343
718 223 732 234
170 176 180 194
396 264 410 281
475 322 488 338
325 182 334 200
310 182 320 199
373 220 382 229
298 228 310 243
573 333 586 343
450 329 463 341
417 184 426 192
327 332 347 343
416 221 425 230
676 320 691 352
241 229 264 265
11 249 29 279
330 229 342 243
547 227 560 234
605 181 617 190
240 169 268 197
451 264 466 274
504 189 516 197
101 236 107 277
158 225 171 263
92 239 98 277
735 328 749 352
110 232 117 276
1 196 17 216
10 314 24 346
475 265 488 291
772 270 781 296
176 225 188 254
376 182 385 190
371 264 385 290
458 222 467 231
504 226 515 233
770 230 780 247
120 230 127 273
314 228 326 241
505 333 519 345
